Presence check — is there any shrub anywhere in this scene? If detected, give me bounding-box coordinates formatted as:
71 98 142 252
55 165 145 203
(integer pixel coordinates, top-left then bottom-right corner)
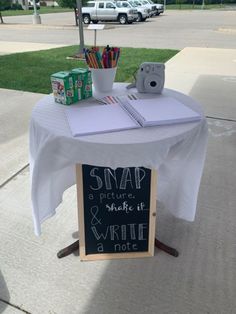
0 0 12 10
11 3 23 10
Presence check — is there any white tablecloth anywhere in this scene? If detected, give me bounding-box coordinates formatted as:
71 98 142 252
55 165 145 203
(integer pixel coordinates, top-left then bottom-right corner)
30 83 208 236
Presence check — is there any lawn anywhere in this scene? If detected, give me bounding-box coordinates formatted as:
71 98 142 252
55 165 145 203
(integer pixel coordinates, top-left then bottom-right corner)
166 3 225 10
0 46 179 94
1 7 72 16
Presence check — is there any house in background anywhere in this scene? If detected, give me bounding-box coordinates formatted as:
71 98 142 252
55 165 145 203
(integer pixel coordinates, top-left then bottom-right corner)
11 0 58 10
41 0 59 6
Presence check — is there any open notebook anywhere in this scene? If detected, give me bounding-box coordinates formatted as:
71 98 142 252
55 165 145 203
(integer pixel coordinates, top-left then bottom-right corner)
65 95 202 136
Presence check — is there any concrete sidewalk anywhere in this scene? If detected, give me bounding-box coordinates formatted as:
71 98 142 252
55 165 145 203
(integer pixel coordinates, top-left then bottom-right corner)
0 41 66 55
0 47 236 313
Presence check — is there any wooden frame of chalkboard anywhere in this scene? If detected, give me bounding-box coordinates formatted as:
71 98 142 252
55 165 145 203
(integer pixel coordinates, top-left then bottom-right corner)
76 164 157 261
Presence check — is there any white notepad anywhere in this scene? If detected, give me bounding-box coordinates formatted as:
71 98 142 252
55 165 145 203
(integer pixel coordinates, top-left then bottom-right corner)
119 95 202 127
65 96 202 137
65 104 140 136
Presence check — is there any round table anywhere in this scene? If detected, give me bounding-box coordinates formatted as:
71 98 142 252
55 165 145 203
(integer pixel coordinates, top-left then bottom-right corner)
30 83 208 245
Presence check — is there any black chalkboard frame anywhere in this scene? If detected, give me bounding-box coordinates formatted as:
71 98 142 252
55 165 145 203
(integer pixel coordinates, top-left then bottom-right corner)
76 164 157 261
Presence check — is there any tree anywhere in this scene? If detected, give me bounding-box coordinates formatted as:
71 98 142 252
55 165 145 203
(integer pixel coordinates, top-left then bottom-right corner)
58 0 85 57
0 0 13 23
57 0 79 25
0 0 12 10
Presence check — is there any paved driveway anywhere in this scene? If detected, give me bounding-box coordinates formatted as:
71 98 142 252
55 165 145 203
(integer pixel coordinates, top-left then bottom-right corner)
1 9 236 49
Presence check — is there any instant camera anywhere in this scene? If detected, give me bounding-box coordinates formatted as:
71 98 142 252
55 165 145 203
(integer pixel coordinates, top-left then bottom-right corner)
127 62 165 94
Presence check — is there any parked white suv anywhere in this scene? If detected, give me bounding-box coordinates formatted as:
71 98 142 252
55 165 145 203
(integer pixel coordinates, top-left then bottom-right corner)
138 0 157 16
82 1 138 24
115 1 149 22
146 0 164 15
131 0 150 16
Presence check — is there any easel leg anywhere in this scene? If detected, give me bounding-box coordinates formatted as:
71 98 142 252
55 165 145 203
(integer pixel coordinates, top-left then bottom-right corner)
57 238 179 258
57 240 80 259
155 238 179 257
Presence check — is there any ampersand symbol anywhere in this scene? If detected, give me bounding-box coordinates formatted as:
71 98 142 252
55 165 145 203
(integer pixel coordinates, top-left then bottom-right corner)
90 206 102 226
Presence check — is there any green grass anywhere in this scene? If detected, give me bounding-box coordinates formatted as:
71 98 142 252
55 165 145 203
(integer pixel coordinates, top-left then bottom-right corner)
166 3 225 10
0 46 179 94
1 7 72 17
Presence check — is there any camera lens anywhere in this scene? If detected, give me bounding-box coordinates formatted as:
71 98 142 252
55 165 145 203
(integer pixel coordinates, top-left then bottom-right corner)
150 81 157 87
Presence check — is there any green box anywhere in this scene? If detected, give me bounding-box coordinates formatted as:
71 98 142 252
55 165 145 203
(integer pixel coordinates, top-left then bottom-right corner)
51 71 74 105
71 68 92 101
84 70 93 99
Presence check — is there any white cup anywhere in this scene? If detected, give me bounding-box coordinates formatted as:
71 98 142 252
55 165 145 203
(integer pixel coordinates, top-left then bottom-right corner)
90 67 117 93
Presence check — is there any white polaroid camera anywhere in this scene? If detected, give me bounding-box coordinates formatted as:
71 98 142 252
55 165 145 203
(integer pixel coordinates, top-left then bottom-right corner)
135 62 165 94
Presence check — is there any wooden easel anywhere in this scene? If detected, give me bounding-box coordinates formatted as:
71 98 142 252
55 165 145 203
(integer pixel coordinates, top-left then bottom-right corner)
57 165 179 259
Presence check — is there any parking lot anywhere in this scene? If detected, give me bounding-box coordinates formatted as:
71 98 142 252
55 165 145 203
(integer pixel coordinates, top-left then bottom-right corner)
1 9 236 49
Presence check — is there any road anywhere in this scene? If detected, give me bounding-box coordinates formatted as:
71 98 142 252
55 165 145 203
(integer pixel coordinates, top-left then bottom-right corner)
1 9 236 49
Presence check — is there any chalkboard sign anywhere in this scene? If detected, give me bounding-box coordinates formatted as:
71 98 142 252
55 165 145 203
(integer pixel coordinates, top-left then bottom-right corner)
76 164 157 261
